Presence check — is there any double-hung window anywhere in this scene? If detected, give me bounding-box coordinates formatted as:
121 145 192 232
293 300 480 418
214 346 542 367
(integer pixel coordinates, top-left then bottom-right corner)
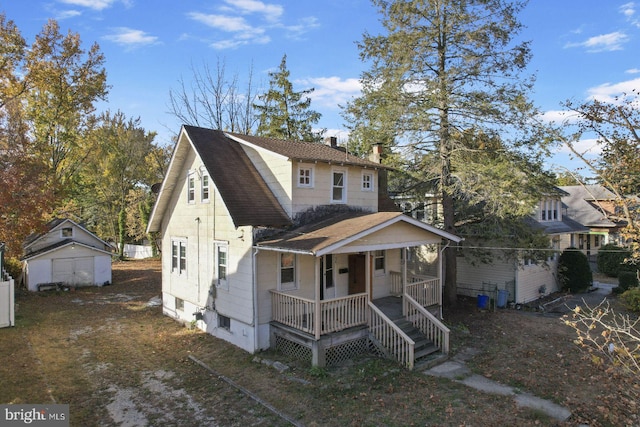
187 172 195 203
201 169 210 202
214 241 229 288
374 250 385 273
331 170 346 203
279 253 297 290
172 240 187 274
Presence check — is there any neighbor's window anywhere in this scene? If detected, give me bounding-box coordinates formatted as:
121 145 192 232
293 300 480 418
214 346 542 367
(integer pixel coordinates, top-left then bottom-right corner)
172 240 187 274
540 198 560 222
362 172 374 191
374 250 385 272
298 166 314 188
187 172 195 203
279 253 296 290
331 170 346 203
201 170 210 202
61 227 73 238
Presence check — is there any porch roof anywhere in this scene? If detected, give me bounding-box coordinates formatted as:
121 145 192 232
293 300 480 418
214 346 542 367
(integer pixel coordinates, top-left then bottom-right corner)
256 211 462 256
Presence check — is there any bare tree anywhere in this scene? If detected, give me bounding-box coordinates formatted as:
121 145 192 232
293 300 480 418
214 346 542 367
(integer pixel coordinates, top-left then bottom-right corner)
167 58 259 134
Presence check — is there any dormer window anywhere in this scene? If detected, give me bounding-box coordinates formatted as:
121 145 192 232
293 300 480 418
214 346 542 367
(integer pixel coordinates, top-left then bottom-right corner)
331 170 346 203
539 198 561 222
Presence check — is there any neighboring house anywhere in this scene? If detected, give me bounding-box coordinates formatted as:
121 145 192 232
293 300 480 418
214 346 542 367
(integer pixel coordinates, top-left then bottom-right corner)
147 126 462 369
22 218 113 291
441 184 625 305
559 185 627 260
0 242 14 328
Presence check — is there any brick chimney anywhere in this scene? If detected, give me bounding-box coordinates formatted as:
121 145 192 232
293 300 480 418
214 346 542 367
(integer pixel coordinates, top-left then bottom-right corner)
369 143 383 164
324 136 338 148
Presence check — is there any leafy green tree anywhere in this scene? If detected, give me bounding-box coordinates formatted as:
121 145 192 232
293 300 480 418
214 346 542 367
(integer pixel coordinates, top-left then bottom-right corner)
345 0 552 305
559 95 640 266
80 111 158 247
557 248 592 293
24 19 108 196
255 54 324 142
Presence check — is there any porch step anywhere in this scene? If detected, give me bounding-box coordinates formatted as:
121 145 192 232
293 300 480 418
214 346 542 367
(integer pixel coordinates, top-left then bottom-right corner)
394 319 439 359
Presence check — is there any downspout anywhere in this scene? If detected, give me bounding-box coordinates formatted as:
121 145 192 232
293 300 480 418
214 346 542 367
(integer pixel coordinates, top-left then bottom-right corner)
439 240 451 319
253 245 259 351
195 217 201 304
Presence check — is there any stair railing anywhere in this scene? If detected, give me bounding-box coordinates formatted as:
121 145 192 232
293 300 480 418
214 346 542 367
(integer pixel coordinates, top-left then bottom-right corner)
368 302 415 369
403 294 450 354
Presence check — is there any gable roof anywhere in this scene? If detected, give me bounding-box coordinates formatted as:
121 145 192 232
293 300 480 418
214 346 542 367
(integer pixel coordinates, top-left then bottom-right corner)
559 185 620 228
225 132 387 169
147 126 291 232
23 218 110 250
256 211 462 256
22 238 114 261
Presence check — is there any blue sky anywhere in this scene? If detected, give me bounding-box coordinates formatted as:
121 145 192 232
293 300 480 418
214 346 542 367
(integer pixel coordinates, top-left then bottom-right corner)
2 0 640 175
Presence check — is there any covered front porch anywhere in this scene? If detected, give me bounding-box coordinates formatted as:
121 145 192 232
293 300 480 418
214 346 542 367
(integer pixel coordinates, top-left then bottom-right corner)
256 211 462 369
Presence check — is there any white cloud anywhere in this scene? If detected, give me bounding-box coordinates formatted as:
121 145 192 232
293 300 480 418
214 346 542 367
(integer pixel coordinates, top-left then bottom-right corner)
620 2 636 17
538 109 580 124
556 137 601 157
296 76 362 108
223 0 283 22
104 28 159 49
189 1 318 50
586 77 640 102
58 0 117 11
56 9 82 20
564 31 629 52
626 68 640 74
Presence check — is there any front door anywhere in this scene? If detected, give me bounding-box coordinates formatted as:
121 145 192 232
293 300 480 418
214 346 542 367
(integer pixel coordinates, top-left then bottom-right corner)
348 254 366 295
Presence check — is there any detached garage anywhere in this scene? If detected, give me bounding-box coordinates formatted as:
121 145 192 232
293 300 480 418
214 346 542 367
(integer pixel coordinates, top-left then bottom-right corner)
22 219 113 291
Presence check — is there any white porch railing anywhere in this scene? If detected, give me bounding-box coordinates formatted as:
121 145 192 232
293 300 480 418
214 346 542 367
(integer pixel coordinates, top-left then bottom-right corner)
369 302 415 369
270 290 368 339
403 295 450 354
406 276 440 308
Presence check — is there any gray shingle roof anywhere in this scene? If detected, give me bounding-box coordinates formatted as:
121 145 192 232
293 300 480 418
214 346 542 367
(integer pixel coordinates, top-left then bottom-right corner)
225 132 387 169
184 126 292 228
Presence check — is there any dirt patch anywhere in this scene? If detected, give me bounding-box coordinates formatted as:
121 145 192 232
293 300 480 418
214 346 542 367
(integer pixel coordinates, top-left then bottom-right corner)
1 259 638 426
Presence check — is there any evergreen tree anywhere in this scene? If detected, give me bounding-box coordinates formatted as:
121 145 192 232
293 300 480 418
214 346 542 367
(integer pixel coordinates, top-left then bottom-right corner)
345 0 553 305
255 54 324 142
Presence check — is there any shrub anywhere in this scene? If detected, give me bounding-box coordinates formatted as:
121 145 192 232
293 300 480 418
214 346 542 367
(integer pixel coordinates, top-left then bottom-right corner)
621 287 640 313
557 248 592 293
597 244 630 277
618 271 639 292
3 257 22 281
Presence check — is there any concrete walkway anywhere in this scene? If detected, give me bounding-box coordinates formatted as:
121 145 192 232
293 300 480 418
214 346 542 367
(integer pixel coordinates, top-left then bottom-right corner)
424 347 572 422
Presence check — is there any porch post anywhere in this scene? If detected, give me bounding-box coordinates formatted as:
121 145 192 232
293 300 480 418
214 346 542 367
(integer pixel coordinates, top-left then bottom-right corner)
402 247 408 317
314 256 321 340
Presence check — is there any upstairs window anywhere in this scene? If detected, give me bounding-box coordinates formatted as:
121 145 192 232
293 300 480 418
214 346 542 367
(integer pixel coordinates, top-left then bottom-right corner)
60 227 73 238
215 242 228 287
331 170 346 203
201 170 210 202
362 172 374 191
187 172 195 203
298 166 314 188
540 198 560 222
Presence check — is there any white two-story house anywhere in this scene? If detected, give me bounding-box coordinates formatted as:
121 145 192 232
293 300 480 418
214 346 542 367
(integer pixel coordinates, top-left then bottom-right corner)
147 126 461 369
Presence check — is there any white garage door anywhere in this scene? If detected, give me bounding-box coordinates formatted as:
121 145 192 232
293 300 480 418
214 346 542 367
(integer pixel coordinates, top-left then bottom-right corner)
52 257 94 285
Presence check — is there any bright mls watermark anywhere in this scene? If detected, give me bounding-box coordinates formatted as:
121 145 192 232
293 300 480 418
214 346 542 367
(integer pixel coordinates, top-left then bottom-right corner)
0 405 69 426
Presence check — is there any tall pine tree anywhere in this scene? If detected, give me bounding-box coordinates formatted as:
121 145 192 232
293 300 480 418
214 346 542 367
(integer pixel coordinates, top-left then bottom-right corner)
345 0 554 305
255 54 323 142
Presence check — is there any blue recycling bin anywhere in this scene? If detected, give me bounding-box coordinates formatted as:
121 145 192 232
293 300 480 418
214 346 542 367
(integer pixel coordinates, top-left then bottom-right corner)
477 294 489 309
497 289 509 308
